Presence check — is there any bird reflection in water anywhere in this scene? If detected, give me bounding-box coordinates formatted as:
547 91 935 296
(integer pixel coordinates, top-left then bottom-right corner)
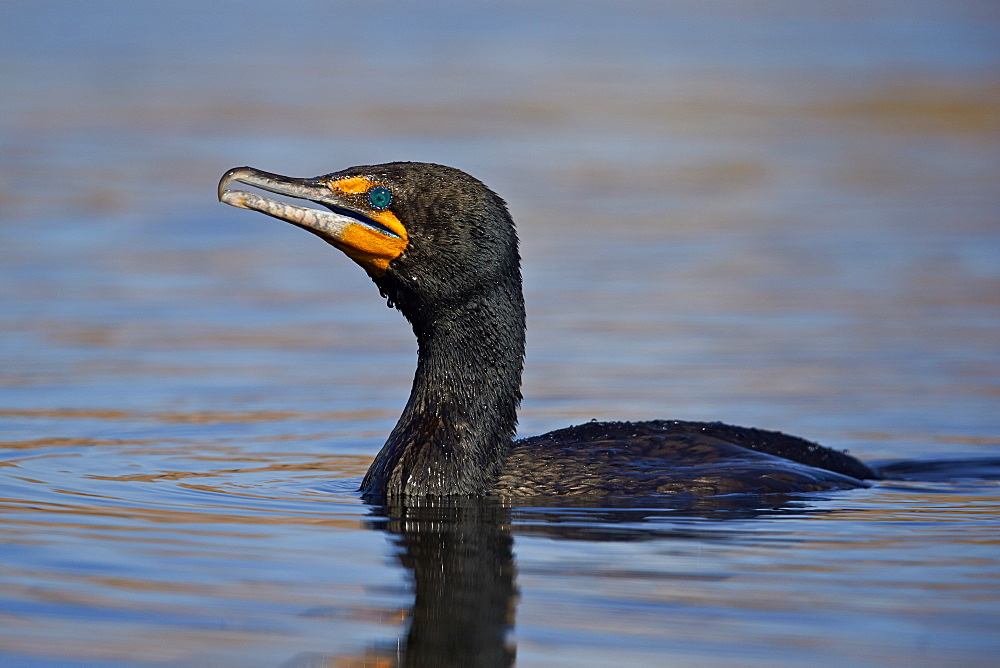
278 494 828 667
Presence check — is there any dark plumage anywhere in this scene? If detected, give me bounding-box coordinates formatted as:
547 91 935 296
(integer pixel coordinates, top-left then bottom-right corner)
218 161 877 503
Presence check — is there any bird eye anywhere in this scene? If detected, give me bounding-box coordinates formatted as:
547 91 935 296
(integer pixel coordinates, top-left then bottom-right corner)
367 185 393 211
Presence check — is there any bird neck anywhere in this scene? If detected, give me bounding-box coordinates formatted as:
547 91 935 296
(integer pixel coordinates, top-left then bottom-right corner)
361 275 525 500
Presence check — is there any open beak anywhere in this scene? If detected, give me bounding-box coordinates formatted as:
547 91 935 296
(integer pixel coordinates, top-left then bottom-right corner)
218 166 407 275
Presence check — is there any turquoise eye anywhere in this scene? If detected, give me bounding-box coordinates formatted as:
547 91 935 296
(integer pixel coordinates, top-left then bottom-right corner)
367 185 393 210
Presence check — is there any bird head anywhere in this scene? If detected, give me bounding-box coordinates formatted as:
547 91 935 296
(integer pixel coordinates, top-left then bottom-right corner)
218 161 519 317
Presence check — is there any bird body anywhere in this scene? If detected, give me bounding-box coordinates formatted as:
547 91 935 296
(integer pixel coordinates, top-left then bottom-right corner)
218 161 876 503
501 420 870 498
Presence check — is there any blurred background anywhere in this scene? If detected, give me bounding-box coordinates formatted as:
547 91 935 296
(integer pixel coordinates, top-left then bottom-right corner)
1 1 998 665
3 0 998 448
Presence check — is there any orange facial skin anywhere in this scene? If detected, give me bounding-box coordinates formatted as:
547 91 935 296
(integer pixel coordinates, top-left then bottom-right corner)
324 176 408 275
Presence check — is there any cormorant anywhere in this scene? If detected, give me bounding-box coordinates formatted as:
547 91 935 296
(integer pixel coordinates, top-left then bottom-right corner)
218 162 877 502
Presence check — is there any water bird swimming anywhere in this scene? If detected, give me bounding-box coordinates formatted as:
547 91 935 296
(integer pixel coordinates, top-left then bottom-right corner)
218 162 878 503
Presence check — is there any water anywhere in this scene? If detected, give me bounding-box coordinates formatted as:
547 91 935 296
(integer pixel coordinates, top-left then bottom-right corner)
2 1 999 665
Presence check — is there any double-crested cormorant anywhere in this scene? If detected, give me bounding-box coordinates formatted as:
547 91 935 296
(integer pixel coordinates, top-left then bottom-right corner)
218 162 877 502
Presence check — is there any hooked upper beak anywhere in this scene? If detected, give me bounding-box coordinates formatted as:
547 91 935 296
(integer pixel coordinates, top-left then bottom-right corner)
218 166 407 275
